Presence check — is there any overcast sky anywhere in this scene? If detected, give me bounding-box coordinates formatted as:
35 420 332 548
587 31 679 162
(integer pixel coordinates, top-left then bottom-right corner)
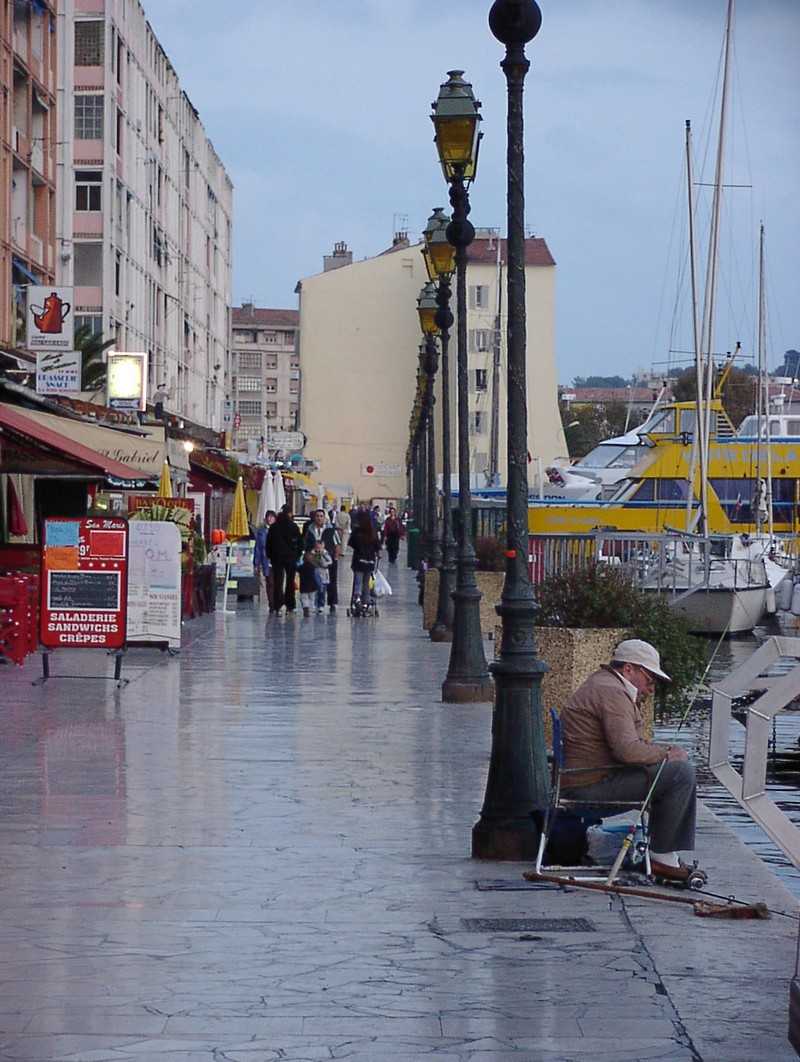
144 0 799 384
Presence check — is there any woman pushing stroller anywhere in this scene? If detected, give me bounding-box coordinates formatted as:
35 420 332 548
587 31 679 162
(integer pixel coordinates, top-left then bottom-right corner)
347 510 381 616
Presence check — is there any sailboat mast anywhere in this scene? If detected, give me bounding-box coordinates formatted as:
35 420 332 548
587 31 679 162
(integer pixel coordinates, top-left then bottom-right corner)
758 222 774 539
698 0 735 533
685 119 705 532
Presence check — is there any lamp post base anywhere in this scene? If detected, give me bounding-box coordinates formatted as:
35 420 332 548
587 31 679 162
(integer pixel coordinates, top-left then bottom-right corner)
471 816 542 861
441 675 493 702
430 626 453 644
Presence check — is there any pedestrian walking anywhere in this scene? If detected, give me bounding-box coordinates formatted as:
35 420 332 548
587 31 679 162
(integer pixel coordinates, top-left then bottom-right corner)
380 506 405 564
266 503 303 613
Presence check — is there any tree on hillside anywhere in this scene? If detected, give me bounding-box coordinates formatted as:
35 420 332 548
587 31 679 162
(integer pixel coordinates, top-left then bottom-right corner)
572 375 629 389
774 350 800 379
76 324 114 392
671 365 758 429
560 400 635 458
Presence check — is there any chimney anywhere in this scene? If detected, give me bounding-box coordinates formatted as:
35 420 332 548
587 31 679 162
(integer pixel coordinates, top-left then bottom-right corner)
242 300 255 315
392 231 409 248
323 241 353 272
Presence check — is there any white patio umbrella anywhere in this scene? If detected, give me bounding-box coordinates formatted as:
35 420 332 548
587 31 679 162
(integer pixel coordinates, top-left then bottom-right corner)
255 470 275 526
273 470 286 511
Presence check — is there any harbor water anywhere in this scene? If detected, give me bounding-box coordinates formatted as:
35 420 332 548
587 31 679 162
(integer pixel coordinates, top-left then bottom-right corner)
654 610 800 899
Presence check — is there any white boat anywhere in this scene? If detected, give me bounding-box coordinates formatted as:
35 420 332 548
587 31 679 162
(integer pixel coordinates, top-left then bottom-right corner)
641 534 769 635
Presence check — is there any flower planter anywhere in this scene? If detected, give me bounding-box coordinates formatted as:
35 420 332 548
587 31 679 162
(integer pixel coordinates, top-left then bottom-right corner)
493 625 653 746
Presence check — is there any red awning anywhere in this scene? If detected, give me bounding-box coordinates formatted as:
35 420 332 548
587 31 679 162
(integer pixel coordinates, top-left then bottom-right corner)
0 405 148 481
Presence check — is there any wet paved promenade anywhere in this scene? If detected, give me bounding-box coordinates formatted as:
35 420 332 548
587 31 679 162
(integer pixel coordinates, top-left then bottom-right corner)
1 555 798 1060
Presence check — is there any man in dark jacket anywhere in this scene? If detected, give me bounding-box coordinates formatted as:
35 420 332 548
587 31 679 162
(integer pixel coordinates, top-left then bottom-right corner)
303 509 342 612
266 504 303 613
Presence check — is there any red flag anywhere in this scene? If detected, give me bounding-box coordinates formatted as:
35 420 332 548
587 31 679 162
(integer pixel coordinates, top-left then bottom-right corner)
7 479 28 536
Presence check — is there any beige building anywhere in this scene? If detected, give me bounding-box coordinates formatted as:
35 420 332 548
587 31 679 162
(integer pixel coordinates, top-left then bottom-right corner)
230 303 300 449
297 232 565 506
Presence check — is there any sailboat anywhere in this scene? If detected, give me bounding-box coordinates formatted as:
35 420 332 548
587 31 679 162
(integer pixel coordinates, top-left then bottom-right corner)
640 0 771 635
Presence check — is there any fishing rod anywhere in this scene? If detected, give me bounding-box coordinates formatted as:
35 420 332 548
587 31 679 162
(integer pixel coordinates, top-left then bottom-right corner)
605 620 732 886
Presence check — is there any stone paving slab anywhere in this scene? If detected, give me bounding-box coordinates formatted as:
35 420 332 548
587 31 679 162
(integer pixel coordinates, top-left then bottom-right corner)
0 554 797 1060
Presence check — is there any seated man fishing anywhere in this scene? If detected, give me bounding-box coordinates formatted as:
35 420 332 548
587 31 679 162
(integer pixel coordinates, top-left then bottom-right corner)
559 638 707 885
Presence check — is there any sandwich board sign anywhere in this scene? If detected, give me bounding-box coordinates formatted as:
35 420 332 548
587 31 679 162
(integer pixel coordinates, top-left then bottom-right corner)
40 517 129 649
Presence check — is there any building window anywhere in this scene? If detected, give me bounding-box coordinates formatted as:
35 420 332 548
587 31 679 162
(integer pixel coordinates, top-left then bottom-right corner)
264 332 277 343
470 411 486 435
238 377 261 392
469 285 490 309
75 170 102 211
75 314 102 335
265 379 277 392
475 368 488 391
238 351 261 369
74 21 104 66
237 424 262 441
75 95 104 139
469 329 490 353
74 243 103 286
238 400 262 416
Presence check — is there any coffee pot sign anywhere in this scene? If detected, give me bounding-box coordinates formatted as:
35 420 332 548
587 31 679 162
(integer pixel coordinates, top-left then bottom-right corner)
27 286 74 351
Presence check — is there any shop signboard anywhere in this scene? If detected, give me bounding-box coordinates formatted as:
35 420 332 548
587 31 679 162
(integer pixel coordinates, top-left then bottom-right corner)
126 521 182 650
107 351 148 411
36 349 81 395
26 286 73 352
40 517 128 649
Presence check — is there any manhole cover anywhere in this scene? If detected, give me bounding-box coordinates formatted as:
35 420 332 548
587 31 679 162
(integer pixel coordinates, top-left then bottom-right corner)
462 917 595 933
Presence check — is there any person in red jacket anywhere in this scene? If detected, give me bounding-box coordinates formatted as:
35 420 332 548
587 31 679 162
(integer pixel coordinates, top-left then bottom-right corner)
380 506 405 564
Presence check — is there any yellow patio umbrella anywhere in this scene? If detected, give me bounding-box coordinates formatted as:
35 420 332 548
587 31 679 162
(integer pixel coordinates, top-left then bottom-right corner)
226 476 250 541
157 460 173 497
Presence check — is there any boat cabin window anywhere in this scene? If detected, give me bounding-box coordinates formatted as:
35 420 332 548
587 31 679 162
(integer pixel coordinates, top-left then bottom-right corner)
642 407 720 439
709 478 754 523
575 444 642 470
710 477 799 526
629 479 690 503
736 415 800 438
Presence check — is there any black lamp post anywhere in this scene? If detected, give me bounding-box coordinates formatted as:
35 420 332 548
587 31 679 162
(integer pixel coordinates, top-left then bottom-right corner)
411 363 428 562
417 285 442 574
472 0 548 860
423 208 456 642
431 70 493 703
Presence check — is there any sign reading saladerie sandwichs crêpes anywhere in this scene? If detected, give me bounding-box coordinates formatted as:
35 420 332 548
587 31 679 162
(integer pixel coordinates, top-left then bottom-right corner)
40 517 129 649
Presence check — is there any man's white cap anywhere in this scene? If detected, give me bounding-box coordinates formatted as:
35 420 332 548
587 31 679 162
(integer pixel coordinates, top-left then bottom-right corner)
613 639 671 682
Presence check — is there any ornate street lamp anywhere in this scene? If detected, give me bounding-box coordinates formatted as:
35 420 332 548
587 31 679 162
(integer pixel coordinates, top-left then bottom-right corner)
410 363 428 563
431 71 492 703
423 208 456 642
417 284 442 573
472 0 548 860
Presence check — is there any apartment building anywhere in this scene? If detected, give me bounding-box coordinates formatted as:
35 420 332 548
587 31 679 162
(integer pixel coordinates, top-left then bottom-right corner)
298 233 565 504
2 0 58 348
464 232 564 486
56 0 233 430
230 303 300 448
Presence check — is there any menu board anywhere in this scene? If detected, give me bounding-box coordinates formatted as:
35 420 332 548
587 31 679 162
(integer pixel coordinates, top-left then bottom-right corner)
40 517 128 649
126 521 182 649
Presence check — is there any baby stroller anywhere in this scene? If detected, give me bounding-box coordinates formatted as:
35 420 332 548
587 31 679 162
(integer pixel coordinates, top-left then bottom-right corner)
347 558 379 618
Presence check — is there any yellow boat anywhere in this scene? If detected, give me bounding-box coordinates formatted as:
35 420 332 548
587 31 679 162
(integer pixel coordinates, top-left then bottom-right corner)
528 397 800 540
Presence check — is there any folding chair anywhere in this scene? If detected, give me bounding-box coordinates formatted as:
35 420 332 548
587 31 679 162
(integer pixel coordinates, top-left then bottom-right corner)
534 708 652 881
